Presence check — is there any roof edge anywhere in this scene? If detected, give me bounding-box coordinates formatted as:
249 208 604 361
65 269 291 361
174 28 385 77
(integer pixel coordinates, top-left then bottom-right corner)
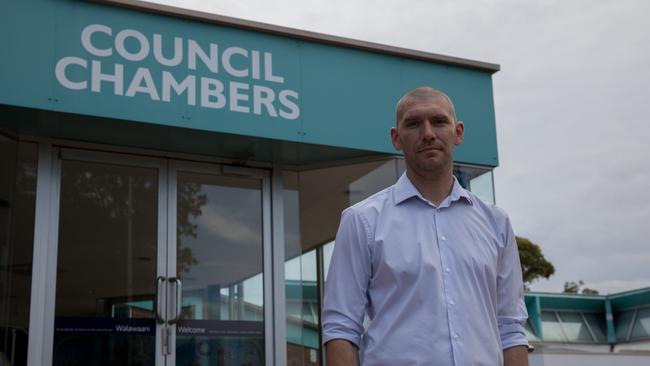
607 286 650 299
91 0 500 73
528 286 650 301
526 292 606 300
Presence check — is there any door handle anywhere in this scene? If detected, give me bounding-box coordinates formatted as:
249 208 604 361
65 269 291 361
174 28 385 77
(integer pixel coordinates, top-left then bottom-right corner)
168 277 183 324
156 276 166 324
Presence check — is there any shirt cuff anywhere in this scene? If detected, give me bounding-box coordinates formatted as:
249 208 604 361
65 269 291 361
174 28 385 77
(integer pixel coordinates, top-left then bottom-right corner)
499 322 529 350
322 319 362 348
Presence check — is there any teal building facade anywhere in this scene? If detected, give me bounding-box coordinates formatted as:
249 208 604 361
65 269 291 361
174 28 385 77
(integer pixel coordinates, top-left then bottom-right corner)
1 1 501 365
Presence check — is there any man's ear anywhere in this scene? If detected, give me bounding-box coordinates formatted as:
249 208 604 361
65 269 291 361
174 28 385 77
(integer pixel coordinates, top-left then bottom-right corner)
390 127 402 150
454 121 465 146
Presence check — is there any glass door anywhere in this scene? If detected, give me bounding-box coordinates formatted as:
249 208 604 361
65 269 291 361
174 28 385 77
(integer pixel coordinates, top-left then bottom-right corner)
50 150 166 366
0 136 38 366
168 162 270 366
42 150 271 366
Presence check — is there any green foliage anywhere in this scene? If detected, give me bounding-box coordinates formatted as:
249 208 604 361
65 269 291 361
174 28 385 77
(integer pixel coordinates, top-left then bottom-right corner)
563 280 581 293
582 288 600 295
563 280 599 295
516 236 555 289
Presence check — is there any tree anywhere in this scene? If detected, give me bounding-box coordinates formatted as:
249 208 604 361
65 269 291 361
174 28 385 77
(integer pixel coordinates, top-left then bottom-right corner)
563 280 599 295
516 236 555 290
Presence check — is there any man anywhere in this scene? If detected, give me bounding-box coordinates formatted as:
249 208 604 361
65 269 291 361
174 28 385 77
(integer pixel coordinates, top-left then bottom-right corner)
322 87 529 366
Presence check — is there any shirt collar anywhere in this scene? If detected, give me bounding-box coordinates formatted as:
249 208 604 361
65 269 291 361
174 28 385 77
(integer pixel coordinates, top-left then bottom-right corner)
393 173 474 207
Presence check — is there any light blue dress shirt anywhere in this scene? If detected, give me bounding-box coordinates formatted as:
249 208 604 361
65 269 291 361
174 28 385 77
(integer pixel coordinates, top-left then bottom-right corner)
322 173 528 366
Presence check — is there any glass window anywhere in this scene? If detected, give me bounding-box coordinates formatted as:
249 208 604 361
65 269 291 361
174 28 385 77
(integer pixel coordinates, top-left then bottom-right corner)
174 172 266 365
615 310 635 341
541 311 566 341
583 313 607 342
347 160 398 206
454 165 495 204
322 241 335 281
631 307 650 340
283 158 401 365
298 159 398 254
54 160 158 366
396 157 406 177
558 312 594 342
469 170 495 204
284 171 319 366
0 138 37 366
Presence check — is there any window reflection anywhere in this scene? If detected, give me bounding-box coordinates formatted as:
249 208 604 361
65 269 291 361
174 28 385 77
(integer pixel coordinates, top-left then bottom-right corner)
0 138 37 366
54 160 158 366
282 158 400 365
469 170 494 204
583 313 607 342
177 172 263 322
322 242 334 281
615 310 635 341
558 312 595 342
631 308 650 340
541 311 566 341
540 310 608 343
175 172 265 366
454 165 495 204
56 161 158 318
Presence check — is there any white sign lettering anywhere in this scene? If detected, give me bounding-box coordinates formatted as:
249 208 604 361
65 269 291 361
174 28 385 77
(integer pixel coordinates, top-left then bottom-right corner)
56 24 300 120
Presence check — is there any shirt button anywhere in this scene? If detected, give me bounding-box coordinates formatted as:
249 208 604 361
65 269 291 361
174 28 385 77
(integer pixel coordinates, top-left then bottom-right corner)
449 299 455 305
445 267 451 273
441 236 447 241
454 334 460 339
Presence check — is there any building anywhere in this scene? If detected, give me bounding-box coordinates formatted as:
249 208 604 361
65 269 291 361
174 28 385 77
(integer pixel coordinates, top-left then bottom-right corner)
525 288 650 366
1 0 501 365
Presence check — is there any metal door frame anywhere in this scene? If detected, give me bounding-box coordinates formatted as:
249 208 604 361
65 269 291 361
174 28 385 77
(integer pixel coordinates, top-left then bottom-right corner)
28 146 169 366
27 144 280 365
167 160 273 366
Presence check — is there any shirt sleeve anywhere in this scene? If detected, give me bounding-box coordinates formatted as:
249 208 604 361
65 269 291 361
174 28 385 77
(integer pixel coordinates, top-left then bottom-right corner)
496 214 529 350
321 207 372 348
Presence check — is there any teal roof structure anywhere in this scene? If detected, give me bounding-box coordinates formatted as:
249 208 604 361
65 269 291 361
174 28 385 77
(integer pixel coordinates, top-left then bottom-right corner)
525 287 650 344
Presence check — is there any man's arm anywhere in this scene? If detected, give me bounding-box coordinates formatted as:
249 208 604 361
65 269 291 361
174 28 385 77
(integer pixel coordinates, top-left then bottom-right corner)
503 345 529 366
496 214 530 360
322 208 372 357
326 339 359 366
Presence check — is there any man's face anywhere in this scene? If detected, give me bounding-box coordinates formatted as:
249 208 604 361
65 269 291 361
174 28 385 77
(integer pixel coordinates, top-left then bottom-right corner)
391 96 464 176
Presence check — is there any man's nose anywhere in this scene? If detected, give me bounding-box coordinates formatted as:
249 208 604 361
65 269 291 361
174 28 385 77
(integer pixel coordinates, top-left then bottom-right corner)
421 121 435 140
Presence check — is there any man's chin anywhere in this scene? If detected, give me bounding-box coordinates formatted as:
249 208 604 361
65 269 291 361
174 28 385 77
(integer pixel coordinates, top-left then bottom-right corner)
414 160 448 174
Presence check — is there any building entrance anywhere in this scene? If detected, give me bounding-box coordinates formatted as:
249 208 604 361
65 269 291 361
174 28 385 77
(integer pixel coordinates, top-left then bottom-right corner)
46 149 270 366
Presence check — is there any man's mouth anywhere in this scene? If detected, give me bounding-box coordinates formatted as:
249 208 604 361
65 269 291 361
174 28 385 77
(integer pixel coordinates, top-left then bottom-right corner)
417 146 441 153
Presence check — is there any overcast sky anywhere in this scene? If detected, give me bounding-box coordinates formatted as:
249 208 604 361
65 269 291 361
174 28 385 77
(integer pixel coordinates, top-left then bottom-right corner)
158 0 650 294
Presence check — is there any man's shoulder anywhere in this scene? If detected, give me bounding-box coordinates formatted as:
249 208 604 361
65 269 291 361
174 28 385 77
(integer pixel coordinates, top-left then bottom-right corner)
463 190 512 232
466 190 508 216
342 184 396 221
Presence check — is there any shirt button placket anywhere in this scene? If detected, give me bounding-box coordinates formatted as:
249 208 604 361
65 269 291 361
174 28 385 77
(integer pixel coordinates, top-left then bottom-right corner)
435 208 458 365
